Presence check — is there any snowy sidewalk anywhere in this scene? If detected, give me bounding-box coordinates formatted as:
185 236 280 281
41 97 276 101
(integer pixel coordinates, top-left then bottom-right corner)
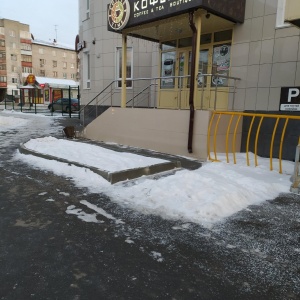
20 137 181 184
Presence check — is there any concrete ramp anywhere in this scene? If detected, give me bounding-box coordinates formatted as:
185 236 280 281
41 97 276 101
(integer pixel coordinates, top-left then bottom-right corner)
19 141 181 184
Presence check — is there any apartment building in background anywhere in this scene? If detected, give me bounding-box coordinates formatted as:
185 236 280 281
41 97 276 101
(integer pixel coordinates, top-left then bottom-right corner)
31 39 77 81
0 19 32 101
0 18 78 102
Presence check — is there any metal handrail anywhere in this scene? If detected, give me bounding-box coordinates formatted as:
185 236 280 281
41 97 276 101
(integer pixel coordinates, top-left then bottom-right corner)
126 83 158 106
78 80 119 114
80 74 241 126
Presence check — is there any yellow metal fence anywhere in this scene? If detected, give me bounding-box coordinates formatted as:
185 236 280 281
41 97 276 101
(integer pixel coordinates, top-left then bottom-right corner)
207 111 300 173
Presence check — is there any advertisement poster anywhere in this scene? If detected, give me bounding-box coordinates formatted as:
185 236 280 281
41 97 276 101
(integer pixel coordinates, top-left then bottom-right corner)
161 52 175 88
53 89 62 101
212 44 231 86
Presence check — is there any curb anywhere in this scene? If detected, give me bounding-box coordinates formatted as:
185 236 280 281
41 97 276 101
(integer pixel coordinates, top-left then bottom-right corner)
19 142 181 184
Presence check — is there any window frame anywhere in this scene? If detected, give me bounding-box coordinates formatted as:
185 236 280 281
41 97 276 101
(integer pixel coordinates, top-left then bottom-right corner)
276 0 291 28
115 47 133 89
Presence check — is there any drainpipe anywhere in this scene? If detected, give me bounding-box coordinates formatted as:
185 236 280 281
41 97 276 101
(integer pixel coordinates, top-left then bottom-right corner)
188 11 197 153
121 33 127 108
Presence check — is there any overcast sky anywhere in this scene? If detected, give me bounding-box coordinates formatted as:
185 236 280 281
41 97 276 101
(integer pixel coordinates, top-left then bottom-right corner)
0 0 78 46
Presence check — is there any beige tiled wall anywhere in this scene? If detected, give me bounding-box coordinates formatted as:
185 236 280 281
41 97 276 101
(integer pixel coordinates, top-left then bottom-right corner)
231 0 300 112
79 0 158 106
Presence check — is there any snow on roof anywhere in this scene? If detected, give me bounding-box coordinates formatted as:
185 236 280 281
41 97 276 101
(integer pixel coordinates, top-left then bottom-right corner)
32 39 74 51
35 76 78 87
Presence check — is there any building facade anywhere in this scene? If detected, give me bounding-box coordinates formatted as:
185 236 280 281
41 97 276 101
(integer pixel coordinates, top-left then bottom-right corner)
78 0 300 160
31 40 77 81
0 19 32 101
0 18 78 102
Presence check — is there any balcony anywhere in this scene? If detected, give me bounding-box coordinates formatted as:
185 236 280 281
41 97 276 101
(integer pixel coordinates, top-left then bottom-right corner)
285 0 300 28
21 61 32 67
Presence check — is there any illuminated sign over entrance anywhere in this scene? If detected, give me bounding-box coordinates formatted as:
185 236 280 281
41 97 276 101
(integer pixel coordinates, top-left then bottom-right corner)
107 0 246 31
108 0 131 30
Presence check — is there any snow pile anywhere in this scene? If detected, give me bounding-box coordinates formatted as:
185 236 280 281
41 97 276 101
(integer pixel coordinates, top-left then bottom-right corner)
0 115 29 130
24 137 167 172
17 135 293 227
4 113 293 227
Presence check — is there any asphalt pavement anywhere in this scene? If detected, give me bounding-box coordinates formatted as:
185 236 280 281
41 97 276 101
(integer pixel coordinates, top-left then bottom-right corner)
0 112 300 300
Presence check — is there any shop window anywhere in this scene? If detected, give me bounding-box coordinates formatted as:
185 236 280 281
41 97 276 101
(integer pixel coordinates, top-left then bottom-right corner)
161 51 176 88
116 47 133 88
212 44 231 87
197 50 209 87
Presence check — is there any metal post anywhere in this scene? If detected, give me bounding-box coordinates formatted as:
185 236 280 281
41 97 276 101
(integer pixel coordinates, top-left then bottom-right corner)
12 91 15 110
78 85 80 120
201 77 205 109
110 83 113 107
154 78 157 108
148 80 150 108
121 34 127 108
68 86 71 118
96 95 98 118
132 80 134 108
232 80 237 111
214 78 218 110
34 88 37 114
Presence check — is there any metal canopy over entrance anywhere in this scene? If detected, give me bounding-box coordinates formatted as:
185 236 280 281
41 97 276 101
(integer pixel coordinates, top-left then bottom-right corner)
123 12 234 43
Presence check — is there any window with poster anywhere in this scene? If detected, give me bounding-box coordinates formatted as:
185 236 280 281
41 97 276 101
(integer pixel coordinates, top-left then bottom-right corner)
211 43 231 87
160 40 176 89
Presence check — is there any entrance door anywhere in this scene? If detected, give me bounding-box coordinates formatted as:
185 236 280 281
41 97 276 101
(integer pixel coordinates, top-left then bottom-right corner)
177 50 190 108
